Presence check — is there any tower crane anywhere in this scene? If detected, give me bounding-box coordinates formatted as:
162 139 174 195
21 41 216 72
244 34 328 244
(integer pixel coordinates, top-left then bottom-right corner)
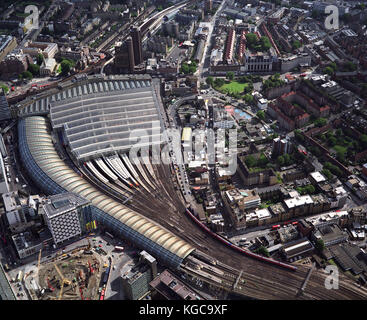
54 264 71 300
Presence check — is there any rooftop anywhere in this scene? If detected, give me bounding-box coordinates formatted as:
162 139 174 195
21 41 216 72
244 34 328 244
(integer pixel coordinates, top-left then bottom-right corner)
43 192 89 218
284 195 313 209
310 171 326 183
150 269 203 300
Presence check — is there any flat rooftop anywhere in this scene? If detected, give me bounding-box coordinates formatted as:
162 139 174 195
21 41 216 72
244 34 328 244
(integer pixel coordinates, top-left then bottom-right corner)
43 192 89 218
149 269 203 300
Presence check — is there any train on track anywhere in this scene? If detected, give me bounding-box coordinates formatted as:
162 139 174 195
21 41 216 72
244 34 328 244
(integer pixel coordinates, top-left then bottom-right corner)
185 208 297 272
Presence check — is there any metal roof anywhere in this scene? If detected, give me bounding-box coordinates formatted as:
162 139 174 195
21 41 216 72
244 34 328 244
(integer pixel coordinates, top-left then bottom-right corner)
49 79 163 161
24 116 194 261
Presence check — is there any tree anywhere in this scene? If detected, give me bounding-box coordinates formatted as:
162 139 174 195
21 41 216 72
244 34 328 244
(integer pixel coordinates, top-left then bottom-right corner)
323 66 334 76
245 155 257 168
21 71 33 80
180 63 189 74
60 59 73 76
345 61 357 72
305 185 315 194
327 136 337 147
226 71 234 80
255 246 270 257
360 134 367 149
283 153 292 166
277 155 285 166
188 64 196 74
214 78 225 88
245 33 258 48
260 36 271 51
314 117 327 127
0 84 9 94
322 168 332 180
292 40 301 50
315 239 325 252
294 129 304 142
256 110 265 120
36 53 44 65
258 153 268 167
28 63 40 76
243 94 254 104
206 76 214 87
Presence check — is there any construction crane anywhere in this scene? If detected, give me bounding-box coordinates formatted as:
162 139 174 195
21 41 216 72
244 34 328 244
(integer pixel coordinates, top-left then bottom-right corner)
46 278 55 292
88 260 94 274
79 287 84 300
54 264 71 300
37 248 42 271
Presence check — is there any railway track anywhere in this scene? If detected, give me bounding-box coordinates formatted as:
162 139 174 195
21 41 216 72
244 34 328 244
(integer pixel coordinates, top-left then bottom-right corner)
75 150 367 299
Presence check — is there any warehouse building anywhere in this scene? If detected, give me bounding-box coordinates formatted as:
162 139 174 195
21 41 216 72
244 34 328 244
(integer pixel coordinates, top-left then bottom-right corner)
281 238 314 262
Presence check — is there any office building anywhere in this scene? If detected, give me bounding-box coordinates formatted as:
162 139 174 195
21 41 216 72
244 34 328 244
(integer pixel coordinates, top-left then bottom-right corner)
150 269 204 300
114 37 135 73
42 193 90 245
0 35 17 62
121 251 157 300
0 89 11 121
131 27 143 66
204 0 213 13
272 137 291 156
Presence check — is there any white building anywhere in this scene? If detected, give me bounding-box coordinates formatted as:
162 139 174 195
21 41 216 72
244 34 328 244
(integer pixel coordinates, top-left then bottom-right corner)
40 57 57 76
309 171 326 184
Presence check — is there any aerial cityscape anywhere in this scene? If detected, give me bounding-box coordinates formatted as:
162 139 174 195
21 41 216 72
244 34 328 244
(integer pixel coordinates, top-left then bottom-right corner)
0 0 367 304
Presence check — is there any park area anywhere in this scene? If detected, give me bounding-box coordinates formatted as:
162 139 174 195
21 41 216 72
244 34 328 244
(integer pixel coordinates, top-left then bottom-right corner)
219 81 251 95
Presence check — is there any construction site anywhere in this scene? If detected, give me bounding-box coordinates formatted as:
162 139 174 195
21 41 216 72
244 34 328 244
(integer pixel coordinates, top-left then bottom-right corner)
24 238 108 301
36 250 104 300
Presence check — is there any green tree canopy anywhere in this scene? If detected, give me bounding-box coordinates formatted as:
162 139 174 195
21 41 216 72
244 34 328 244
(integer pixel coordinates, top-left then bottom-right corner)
214 78 225 88
314 117 327 127
257 110 265 120
36 53 44 65
292 40 301 50
60 59 73 76
0 84 9 93
226 71 234 80
277 155 285 166
323 66 335 76
21 71 33 80
245 155 257 168
28 63 40 76
244 94 254 104
315 239 325 252
206 76 214 86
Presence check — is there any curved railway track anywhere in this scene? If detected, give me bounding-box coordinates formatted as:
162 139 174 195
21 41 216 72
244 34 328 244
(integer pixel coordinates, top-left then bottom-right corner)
72 149 367 299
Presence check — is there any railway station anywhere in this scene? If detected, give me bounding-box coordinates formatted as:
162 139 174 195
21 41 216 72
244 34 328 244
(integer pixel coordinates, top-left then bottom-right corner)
13 74 367 300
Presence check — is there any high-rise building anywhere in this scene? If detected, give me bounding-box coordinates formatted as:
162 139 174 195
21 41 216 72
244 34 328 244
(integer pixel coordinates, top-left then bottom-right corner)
130 26 143 65
204 0 213 13
114 37 135 73
0 89 11 121
121 251 157 300
272 137 291 156
42 193 90 246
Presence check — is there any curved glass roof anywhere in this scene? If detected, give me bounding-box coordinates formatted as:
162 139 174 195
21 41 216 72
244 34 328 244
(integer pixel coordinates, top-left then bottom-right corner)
24 116 194 260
